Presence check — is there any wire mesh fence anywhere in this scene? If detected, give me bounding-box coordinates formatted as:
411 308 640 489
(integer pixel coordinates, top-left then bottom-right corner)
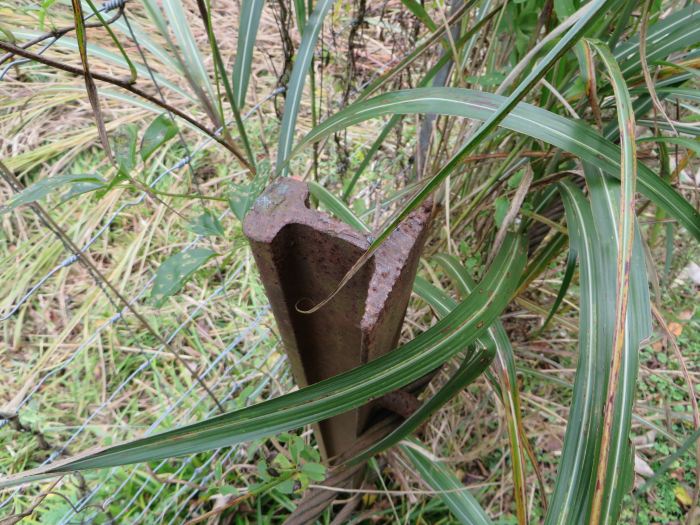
0 1 416 521
5 1 700 523
1 136 288 523
1 138 288 523
0 5 291 518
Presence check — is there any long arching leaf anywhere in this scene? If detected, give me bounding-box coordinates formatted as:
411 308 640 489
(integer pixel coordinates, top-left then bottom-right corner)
586 168 652 525
588 40 648 525
614 4 700 79
275 0 335 177
401 441 493 525
546 180 611 524
0 235 526 489
433 254 535 523
290 87 700 240
161 0 217 110
232 0 264 109
547 176 651 524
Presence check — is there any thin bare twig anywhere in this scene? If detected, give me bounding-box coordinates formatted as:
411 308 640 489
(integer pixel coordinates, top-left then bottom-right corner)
0 2 126 66
487 167 534 265
0 479 63 525
0 40 254 174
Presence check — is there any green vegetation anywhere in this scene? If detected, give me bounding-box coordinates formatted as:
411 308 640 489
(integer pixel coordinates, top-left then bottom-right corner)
0 0 698 523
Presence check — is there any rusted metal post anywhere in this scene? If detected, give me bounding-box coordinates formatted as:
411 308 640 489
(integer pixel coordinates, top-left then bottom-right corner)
243 179 430 463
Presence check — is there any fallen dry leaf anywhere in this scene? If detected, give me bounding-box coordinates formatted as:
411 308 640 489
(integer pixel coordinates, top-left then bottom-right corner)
634 454 654 478
679 310 693 321
674 484 693 507
681 262 700 286
668 322 683 337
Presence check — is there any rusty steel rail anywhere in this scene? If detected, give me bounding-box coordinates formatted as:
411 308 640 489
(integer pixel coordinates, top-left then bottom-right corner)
244 179 431 463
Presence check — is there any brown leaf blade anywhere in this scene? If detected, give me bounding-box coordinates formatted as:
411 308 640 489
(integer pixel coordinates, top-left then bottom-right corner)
71 0 112 160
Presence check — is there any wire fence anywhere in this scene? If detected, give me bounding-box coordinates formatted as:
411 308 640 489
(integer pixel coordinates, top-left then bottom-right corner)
58 318 287 524
1 127 286 523
0 1 412 521
0 3 292 521
1 122 286 523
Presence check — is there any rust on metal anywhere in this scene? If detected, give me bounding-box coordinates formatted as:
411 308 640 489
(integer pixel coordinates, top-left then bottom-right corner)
243 179 431 463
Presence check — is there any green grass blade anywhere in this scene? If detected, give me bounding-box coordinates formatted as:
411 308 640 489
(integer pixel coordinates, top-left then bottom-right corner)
607 0 637 51
342 116 398 201
0 235 526 489
196 0 256 168
232 0 264 109
548 173 652 524
141 0 171 40
586 168 652 525
290 87 700 241
459 0 493 71
604 62 698 141
414 275 457 318
400 441 493 525
614 4 700 79
635 426 700 496
533 248 577 336
637 135 700 156
112 8 183 74
546 180 611 525
308 181 371 233
433 254 534 523
71 0 111 159
275 0 335 177
637 119 700 137
587 40 644 525
519 232 567 292
292 0 306 29
161 0 219 123
84 0 137 82
650 87 700 103
400 0 437 31
161 0 216 101
351 349 494 465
